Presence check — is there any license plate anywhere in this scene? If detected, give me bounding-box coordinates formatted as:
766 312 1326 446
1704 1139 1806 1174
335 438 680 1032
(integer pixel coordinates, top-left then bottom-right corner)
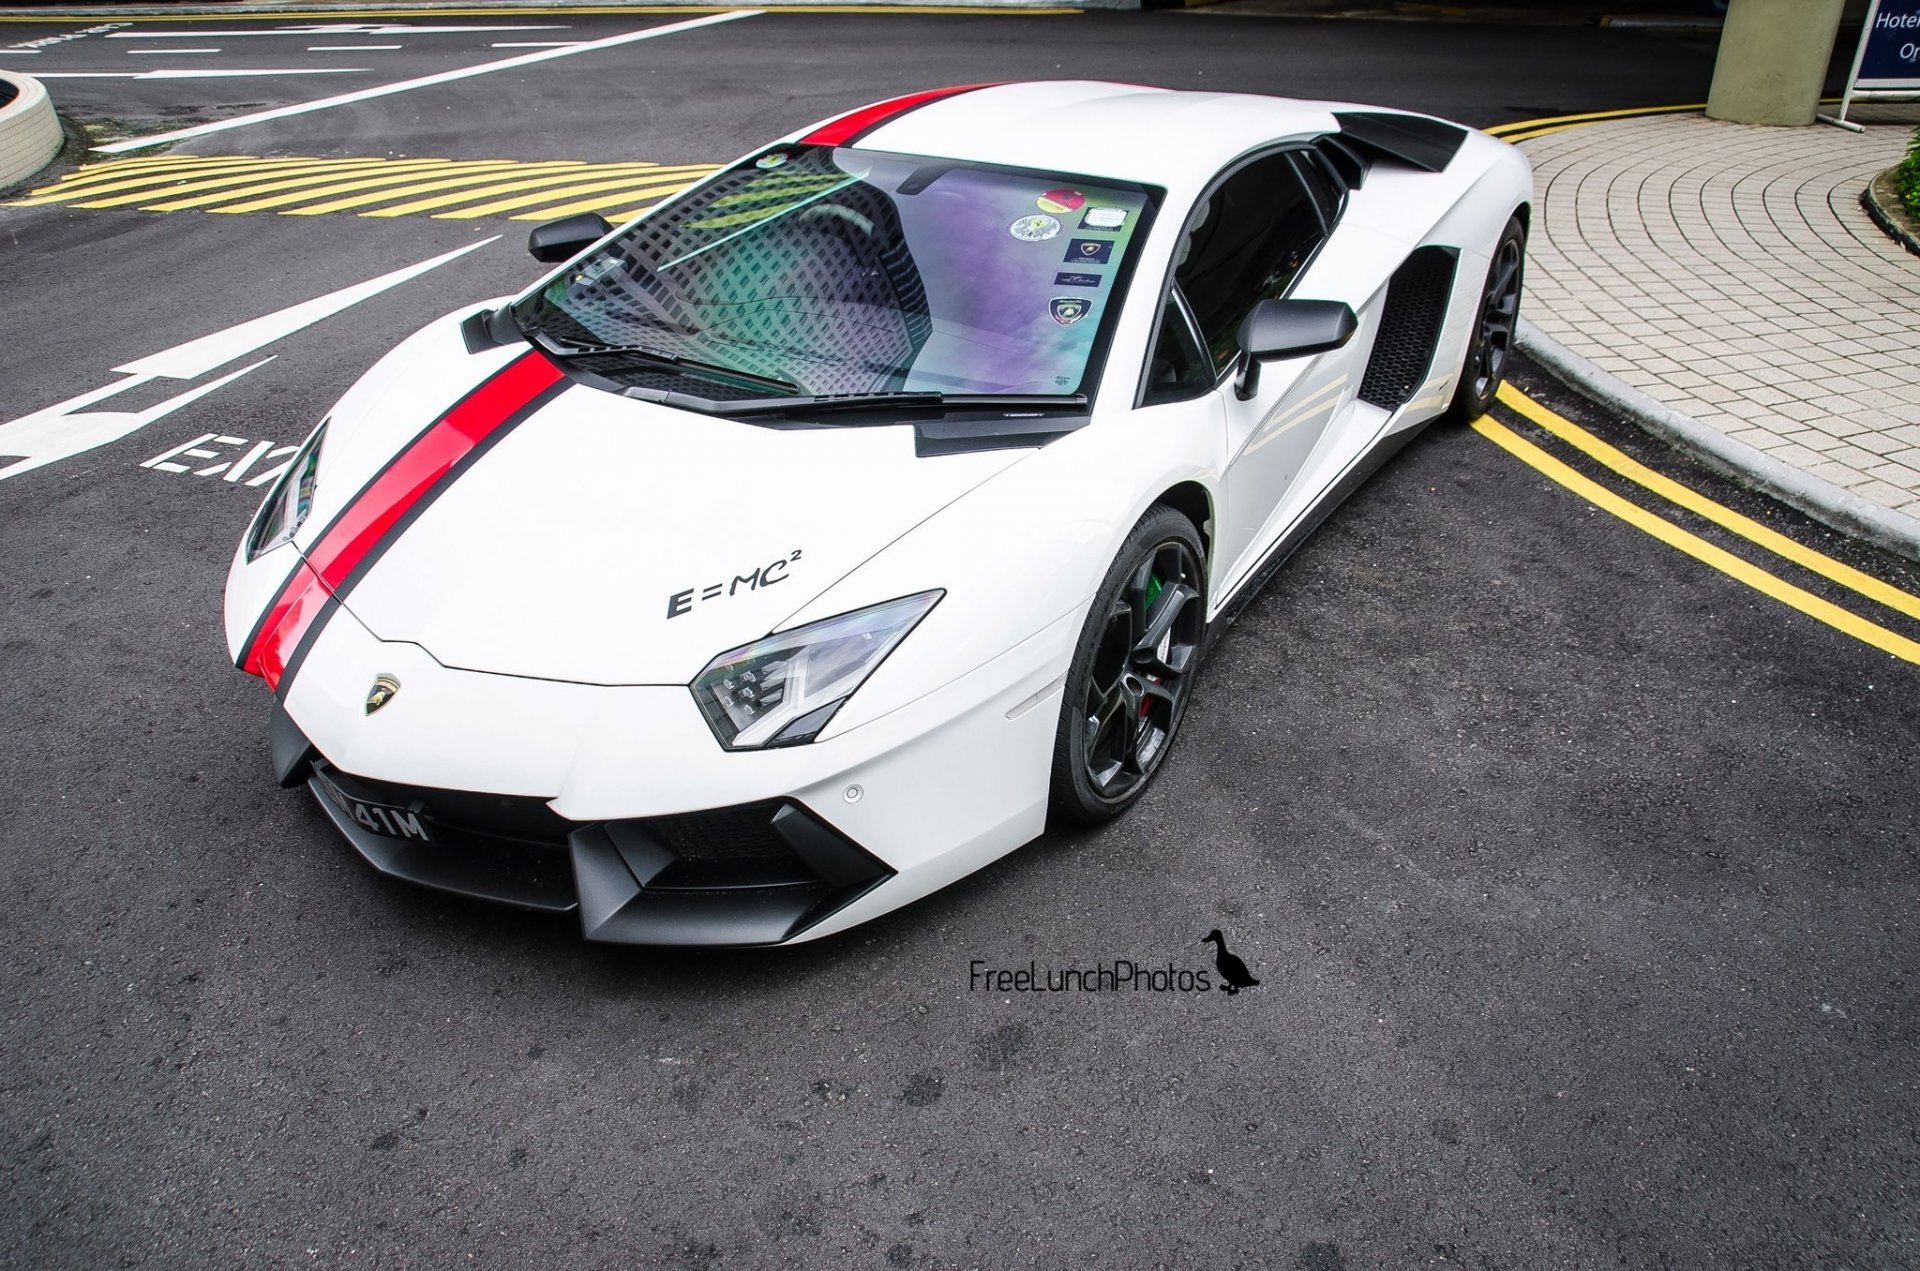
316 771 432 843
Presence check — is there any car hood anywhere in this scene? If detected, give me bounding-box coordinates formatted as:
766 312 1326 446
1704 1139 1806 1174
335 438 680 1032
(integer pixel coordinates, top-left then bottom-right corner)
333 379 1028 686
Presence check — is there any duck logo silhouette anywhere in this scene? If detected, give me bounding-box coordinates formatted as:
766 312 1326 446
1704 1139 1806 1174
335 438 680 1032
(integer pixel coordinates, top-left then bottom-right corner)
1202 930 1261 995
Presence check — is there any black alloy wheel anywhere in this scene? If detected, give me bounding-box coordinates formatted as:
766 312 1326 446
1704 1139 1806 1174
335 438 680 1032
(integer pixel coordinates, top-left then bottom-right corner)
1051 506 1207 824
1445 215 1526 423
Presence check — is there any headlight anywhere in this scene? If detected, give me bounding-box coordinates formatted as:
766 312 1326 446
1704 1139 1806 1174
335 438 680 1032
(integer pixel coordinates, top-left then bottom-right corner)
690 591 942 750
246 422 325 561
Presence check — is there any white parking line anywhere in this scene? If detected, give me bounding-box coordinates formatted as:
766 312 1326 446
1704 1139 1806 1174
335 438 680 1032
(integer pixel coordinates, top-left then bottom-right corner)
37 69 368 79
109 24 571 39
128 48 222 54
308 45 403 51
95 10 761 154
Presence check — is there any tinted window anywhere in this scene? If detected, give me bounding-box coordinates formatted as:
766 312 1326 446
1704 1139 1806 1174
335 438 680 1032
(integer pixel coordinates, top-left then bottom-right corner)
1143 296 1212 406
512 145 1156 400
1292 151 1342 227
1174 154 1328 373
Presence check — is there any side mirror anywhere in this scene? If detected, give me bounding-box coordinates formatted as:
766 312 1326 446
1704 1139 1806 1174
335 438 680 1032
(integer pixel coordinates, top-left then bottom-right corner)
1233 298 1358 400
527 212 613 264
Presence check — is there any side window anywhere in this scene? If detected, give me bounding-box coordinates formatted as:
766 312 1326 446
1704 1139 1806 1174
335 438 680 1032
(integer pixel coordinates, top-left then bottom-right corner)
1174 153 1328 375
1142 295 1212 406
1291 150 1344 228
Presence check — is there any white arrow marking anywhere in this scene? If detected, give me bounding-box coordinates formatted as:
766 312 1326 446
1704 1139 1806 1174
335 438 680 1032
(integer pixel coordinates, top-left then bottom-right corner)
116 237 495 380
0 360 272 484
0 238 498 482
95 10 761 153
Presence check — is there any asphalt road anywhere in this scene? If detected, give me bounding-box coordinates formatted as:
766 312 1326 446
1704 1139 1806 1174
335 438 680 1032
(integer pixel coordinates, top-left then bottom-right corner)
3 10 1918 1270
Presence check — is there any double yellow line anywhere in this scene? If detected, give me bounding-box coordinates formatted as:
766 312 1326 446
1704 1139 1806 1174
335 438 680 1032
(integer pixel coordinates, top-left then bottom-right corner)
1480 392 1920 665
1485 103 1705 144
1481 104 1920 667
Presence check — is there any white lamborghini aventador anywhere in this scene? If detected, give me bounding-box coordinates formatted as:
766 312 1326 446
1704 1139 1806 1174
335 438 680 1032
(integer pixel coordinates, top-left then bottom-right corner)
225 81 1531 946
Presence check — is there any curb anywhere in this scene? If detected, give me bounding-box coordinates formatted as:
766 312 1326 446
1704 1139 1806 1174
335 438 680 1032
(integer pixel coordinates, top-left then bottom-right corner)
0 71 60 191
1517 317 1920 565
1862 167 1920 261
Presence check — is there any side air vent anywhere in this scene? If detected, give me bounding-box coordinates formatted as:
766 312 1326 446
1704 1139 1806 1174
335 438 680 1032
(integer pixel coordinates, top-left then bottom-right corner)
1357 246 1458 411
1312 135 1368 190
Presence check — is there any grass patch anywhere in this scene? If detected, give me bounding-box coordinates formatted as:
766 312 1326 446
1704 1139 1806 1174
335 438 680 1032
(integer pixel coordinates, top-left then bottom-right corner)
1900 127 1920 221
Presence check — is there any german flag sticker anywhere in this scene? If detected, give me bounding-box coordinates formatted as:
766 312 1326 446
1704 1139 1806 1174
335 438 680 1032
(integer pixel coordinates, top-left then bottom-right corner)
1037 188 1085 215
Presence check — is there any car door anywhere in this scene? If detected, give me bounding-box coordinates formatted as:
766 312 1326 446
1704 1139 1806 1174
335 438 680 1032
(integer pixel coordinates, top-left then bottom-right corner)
1149 149 1359 597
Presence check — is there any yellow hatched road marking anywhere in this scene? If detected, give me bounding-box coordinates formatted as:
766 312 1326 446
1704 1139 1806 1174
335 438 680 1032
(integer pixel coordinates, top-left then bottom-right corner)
15 155 267 198
71 159 392 209
1475 417 1920 666
1498 385 1920 624
142 158 468 211
368 164 712 217
435 171 716 219
11 156 339 204
279 160 611 215
4 154 720 221
208 159 554 213
504 179 710 221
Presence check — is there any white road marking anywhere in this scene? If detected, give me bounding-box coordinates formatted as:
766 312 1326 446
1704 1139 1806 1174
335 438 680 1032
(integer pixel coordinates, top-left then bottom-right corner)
490 41 581 48
142 432 298 484
5 21 128 53
95 10 761 154
127 48 222 54
0 239 495 482
0 362 272 484
36 68 367 79
118 238 495 379
308 45 403 51
109 24 571 38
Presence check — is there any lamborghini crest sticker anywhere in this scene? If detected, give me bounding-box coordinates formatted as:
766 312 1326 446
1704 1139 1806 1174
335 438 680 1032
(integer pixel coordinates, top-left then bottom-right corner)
1049 297 1091 327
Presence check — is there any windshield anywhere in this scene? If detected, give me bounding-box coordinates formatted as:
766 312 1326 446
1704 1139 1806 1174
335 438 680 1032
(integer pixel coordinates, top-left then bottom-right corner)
510 145 1158 403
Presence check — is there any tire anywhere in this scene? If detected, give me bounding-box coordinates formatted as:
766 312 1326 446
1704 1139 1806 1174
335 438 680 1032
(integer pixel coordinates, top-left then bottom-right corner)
1443 214 1526 424
1049 505 1207 825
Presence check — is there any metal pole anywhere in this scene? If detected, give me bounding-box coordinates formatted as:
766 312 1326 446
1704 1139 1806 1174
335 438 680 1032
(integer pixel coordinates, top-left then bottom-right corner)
1819 0 1880 131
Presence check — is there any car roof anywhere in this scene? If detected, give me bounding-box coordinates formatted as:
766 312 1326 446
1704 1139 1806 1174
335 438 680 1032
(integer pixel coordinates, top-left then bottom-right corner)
847 81 1356 193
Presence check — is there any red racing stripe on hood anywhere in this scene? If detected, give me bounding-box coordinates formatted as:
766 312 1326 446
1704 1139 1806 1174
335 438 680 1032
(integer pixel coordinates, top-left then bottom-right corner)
240 350 567 691
800 83 1003 148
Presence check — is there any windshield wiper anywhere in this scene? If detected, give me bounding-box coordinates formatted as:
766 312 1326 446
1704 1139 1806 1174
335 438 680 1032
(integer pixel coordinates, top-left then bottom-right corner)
718 391 1090 419
530 332 801 395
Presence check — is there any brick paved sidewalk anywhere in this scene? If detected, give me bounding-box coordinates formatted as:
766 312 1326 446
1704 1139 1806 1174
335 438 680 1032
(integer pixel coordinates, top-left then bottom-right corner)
1518 112 1920 528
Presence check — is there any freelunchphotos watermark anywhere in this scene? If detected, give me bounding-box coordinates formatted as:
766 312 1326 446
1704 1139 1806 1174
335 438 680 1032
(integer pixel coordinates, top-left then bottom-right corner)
967 929 1262 998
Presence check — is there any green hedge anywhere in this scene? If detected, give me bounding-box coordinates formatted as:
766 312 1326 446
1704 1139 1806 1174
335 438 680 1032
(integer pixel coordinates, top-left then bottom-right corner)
1901 127 1920 220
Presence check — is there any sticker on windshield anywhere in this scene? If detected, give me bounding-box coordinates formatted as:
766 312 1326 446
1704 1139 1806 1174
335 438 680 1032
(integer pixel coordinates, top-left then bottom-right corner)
755 152 789 169
1081 207 1127 230
1009 214 1062 243
1054 271 1101 288
1049 297 1092 327
1064 239 1113 265
1037 188 1085 215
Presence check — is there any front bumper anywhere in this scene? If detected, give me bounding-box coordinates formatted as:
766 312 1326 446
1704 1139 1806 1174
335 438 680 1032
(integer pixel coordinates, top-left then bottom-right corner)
302 744 893 945
264 599 1078 946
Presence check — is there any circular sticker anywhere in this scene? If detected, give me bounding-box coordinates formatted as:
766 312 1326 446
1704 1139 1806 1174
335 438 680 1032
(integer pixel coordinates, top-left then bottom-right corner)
1009 214 1061 243
1037 188 1085 215
755 152 789 170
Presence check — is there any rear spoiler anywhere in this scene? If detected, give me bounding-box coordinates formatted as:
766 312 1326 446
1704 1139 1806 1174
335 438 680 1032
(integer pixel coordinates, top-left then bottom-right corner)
1317 111 1469 186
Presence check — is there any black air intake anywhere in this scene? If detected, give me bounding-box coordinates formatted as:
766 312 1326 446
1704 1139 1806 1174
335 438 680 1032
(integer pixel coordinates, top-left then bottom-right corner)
1357 246 1458 411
